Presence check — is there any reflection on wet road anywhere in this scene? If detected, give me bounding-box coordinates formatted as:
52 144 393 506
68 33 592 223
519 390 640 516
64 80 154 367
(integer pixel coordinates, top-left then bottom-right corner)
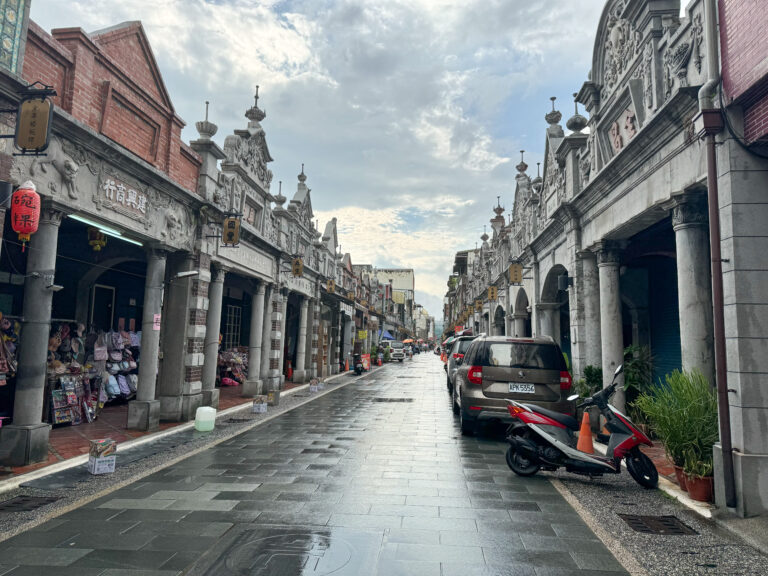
0 355 627 575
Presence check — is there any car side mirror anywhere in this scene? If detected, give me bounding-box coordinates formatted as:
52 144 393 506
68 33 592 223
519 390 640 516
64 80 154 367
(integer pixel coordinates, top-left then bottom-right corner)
456 357 463 366
567 394 579 401
614 364 624 377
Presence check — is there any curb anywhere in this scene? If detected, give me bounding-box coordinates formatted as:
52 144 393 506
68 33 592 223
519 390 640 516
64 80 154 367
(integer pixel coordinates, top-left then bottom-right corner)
0 366 383 495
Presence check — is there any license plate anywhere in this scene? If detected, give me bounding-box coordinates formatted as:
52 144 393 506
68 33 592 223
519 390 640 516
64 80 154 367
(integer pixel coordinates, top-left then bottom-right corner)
509 383 535 394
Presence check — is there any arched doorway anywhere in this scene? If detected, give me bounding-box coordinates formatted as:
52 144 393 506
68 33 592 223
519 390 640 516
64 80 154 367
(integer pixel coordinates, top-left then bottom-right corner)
493 305 506 336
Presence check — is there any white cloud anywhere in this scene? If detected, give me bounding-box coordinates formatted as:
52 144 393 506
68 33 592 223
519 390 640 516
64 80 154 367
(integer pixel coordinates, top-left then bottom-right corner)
30 0 605 318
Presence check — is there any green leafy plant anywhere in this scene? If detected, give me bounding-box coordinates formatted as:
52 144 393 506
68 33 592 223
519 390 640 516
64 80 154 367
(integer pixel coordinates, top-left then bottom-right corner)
683 448 714 478
370 344 378 357
623 345 654 396
574 365 603 398
383 349 391 363
634 369 718 474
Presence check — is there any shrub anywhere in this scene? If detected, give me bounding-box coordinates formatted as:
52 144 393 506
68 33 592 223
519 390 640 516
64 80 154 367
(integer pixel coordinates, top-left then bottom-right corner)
574 365 603 398
634 369 718 474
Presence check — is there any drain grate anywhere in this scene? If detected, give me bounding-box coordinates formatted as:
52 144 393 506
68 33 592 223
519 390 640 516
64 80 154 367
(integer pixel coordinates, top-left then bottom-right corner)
373 397 414 402
0 495 60 513
618 514 698 535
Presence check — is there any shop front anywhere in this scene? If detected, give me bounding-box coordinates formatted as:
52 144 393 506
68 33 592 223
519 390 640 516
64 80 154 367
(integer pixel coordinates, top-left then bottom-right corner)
0 126 197 465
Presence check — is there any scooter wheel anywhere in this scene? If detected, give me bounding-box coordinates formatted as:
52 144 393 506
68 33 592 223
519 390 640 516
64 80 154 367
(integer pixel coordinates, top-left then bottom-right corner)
506 446 540 477
626 449 658 489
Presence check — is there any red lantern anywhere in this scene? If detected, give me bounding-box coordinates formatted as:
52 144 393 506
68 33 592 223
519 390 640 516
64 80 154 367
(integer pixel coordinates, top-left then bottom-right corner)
11 181 40 252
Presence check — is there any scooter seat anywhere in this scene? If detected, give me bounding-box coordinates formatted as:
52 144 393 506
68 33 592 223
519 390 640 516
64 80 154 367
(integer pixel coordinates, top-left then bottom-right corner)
527 405 579 430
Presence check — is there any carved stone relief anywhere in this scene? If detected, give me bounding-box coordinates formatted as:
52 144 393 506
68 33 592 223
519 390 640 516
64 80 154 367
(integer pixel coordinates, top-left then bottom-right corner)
602 13 641 100
663 14 703 99
28 137 79 199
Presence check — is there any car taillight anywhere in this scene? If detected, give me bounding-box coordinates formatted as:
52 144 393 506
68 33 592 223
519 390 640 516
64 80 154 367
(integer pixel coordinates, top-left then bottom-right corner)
467 366 483 385
452 353 464 359
560 371 572 391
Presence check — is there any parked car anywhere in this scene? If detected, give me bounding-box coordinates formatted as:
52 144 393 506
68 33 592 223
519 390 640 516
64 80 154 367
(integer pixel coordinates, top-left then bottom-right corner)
452 335 574 436
388 340 406 362
446 335 476 394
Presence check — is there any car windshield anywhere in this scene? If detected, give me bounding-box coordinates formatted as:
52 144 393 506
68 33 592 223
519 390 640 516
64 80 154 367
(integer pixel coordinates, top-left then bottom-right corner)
479 342 566 370
389 342 404 349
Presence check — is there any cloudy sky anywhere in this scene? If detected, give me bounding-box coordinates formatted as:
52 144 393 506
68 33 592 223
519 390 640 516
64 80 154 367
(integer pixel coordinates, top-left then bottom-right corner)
30 0 608 319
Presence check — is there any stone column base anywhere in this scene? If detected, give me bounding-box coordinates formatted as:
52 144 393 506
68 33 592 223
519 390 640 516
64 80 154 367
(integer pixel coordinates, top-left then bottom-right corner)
293 370 308 383
181 393 203 421
714 443 768 517
242 379 263 397
202 389 220 409
127 399 160 431
0 423 51 466
332 366 339 375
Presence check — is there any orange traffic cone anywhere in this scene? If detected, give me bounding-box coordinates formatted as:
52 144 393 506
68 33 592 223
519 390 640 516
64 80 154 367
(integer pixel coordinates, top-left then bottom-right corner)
344 357 349 371
576 412 594 454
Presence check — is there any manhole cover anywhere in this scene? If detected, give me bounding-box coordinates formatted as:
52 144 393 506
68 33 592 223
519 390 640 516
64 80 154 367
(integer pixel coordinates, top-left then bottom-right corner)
618 514 698 535
0 496 60 513
373 398 413 402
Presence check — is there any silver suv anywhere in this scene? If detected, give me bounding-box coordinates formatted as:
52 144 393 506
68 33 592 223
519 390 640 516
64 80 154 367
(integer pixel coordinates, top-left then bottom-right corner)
453 335 575 436
446 336 476 394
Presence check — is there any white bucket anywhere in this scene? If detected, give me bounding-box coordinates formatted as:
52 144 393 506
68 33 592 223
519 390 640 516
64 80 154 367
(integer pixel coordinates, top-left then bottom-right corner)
194 406 216 431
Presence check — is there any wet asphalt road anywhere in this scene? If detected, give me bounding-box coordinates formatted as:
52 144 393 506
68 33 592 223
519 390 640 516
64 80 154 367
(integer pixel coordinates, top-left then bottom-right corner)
0 355 627 575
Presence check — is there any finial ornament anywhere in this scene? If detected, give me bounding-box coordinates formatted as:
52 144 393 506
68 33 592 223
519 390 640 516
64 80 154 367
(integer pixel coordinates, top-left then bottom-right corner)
566 92 588 133
516 150 528 174
274 179 286 206
298 163 307 183
195 100 217 139
245 84 266 122
545 96 562 125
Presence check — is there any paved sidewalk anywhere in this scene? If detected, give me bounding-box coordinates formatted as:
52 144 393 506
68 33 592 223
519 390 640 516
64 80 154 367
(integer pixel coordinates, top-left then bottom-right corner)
0 356 627 575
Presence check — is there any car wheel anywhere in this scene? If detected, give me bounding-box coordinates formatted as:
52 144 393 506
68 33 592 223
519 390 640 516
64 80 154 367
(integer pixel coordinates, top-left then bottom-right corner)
506 446 540 476
460 409 474 436
398 359 403 363
452 387 460 414
446 376 453 393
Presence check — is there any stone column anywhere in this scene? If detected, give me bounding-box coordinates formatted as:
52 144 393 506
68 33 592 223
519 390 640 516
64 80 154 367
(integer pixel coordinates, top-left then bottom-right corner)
343 315 353 369
581 251 602 369
331 310 341 374
597 244 625 411
310 298 320 379
293 298 309 383
243 282 266 396
672 194 715 385
1 207 64 466
537 304 557 339
268 291 284 390
513 313 527 338
279 293 289 386
200 266 226 407
127 249 167 430
259 284 272 383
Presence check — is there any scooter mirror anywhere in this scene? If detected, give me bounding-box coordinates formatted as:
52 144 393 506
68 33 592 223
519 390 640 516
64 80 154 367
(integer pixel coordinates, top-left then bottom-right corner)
614 364 624 377
567 394 579 401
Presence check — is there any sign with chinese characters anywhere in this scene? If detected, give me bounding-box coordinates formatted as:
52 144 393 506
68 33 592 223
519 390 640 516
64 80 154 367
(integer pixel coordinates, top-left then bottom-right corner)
153 314 161 331
222 216 241 245
217 242 274 281
15 97 53 152
101 176 148 215
509 263 523 284
357 330 368 341
282 271 313 297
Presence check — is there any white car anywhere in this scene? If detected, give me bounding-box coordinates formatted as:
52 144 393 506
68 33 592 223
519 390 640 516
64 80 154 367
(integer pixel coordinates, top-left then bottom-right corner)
388 341 406 362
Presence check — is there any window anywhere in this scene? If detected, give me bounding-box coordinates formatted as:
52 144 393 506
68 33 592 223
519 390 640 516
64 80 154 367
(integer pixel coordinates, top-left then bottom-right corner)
224 305 242 350
478 342 566 370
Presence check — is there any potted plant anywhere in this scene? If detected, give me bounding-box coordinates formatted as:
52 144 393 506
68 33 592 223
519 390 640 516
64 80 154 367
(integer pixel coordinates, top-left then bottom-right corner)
683 449 714 503
623 345 654 432
634 369 718 496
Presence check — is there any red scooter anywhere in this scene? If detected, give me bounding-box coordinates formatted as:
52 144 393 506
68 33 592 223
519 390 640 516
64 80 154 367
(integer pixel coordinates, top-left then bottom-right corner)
504 364 658 488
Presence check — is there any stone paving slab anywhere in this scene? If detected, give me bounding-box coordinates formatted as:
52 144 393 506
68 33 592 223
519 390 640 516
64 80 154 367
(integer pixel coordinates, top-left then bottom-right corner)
0 357 629 575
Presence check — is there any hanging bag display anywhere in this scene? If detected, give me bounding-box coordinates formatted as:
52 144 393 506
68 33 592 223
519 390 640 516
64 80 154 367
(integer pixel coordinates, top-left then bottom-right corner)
117 374 131 395
106 375 121 397
94 332 108 361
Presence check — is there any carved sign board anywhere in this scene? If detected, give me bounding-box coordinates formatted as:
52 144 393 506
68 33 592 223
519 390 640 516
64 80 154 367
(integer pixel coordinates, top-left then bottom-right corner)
101 176 148 216
607 108 638 154
282 271 313 297
216 241 275 281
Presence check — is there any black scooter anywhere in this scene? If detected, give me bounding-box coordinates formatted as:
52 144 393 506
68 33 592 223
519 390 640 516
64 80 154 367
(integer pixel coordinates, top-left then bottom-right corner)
353 353 364 375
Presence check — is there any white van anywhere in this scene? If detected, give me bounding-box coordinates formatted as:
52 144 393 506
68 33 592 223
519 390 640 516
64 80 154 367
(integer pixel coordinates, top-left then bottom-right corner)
387 341 406 362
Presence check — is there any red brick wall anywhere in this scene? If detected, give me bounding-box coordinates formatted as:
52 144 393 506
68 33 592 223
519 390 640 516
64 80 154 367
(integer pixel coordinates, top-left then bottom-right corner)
719 0 768 142
22 21 200 189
